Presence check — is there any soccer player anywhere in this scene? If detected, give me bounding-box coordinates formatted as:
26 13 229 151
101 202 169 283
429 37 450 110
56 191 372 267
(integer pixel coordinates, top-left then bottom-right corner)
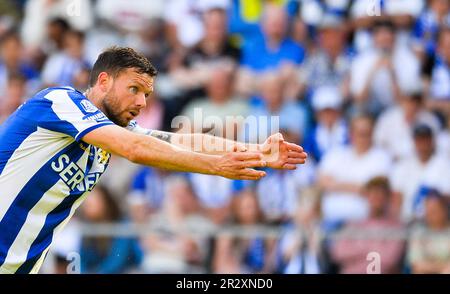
0 47 307 274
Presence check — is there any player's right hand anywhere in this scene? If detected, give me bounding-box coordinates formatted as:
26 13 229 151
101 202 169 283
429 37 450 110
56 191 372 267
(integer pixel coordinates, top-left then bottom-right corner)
214 151 267 180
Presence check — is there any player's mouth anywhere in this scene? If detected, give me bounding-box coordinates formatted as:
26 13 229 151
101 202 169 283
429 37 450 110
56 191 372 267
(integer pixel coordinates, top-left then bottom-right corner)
128 110 139 118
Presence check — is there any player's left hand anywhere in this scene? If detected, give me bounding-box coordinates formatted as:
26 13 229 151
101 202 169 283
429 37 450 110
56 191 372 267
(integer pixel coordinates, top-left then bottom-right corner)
260 133 307 170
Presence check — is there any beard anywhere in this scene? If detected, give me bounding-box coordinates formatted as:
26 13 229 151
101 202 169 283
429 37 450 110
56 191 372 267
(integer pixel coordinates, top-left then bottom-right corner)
101 90 130 127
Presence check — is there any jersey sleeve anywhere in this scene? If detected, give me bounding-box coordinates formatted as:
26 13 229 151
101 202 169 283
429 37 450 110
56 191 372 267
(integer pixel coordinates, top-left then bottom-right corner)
40 88 114 141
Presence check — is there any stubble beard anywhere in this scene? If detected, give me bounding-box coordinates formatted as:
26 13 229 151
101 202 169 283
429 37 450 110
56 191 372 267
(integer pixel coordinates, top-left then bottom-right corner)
101 91 129 127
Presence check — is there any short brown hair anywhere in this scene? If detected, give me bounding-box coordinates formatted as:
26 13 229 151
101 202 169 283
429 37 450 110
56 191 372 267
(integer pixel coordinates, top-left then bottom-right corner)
89 46 158 87
364 176 391 193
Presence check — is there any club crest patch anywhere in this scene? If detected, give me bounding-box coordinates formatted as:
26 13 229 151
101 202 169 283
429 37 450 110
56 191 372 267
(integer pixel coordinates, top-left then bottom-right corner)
80 100 98 113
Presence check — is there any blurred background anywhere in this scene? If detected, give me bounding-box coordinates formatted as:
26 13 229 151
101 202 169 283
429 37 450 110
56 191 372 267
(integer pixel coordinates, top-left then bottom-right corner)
0 0 449 274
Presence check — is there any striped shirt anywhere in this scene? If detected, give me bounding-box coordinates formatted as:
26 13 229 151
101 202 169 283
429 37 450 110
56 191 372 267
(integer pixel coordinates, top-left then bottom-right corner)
0 87 119 273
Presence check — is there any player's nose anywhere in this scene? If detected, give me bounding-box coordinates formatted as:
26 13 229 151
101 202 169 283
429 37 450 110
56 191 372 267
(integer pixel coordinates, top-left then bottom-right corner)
135 93 147 109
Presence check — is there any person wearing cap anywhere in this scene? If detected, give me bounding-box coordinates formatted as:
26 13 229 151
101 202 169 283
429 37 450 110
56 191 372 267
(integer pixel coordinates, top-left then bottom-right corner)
374 88 441 160
390 123 450 222
304 86 348 162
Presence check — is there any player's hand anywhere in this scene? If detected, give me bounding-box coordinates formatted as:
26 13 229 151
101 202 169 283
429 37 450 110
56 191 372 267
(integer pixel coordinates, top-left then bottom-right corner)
260 133 307 170
214 148 267 180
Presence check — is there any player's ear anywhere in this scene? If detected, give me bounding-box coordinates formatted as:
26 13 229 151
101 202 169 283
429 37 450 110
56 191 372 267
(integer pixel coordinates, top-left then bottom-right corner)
97 72 112 93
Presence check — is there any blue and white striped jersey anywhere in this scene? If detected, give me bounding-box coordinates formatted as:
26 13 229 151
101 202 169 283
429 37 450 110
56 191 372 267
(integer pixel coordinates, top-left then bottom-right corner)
0 87 115 273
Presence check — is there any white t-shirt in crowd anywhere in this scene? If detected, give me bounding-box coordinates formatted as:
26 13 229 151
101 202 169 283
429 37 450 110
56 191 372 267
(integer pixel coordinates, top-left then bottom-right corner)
351 0 424 18
391 153 450 221
164 0 230 48
350 47 420 108
319 146 392 222
374 106 441 160
21 0 94 47
96 0 165 32
189 173 234 209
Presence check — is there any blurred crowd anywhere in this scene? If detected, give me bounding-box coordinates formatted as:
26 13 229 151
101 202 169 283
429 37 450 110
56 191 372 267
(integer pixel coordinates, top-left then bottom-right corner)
0 0 449 274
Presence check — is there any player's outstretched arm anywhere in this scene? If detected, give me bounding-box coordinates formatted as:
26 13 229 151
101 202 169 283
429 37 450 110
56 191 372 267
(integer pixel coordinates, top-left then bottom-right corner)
148 130 249 155
82 125 267 180
147 131 308 171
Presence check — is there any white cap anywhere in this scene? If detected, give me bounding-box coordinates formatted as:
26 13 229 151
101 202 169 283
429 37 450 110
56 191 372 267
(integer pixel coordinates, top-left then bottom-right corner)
318 13 345 30
402 77 424 97
312 86 343 111
197 0 230 12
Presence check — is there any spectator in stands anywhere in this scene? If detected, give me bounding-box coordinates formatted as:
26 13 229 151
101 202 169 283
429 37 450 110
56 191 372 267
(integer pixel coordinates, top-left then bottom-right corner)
408 190 450 274
299 0 351 29
0 30 39 97
413 0 450 57
41 29 89 87
256 160 316 225
318 114 391 226
237 3 305 96
127 167 171 224
243 73 306 145
423 27 450 123
374 89 441 161
350 0 424 52
229 0 299 45
44 18 70 54
164 0 229 49
213 189 275 274
79 185 143 274
255 126 316 224
181 66 249 139
304 86 348 162
331 177 406 274
289 16 309 51
390 124 450 222
21 0 93 50
297 16 351 100
138 176 207 274
169 7 240 100
0 73 26 123
187 173 235 225
95 0 164 34
276 187 325 274
94 0 169 75
0 1 21 35
350 20 420 116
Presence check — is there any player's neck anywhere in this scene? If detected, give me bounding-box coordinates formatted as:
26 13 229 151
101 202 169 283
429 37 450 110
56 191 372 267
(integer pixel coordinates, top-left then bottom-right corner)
84 88 104 113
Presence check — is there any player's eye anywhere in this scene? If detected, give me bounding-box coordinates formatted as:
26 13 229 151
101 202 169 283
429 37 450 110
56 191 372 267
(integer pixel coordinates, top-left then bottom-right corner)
129 86 138 94
145 93 150 98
